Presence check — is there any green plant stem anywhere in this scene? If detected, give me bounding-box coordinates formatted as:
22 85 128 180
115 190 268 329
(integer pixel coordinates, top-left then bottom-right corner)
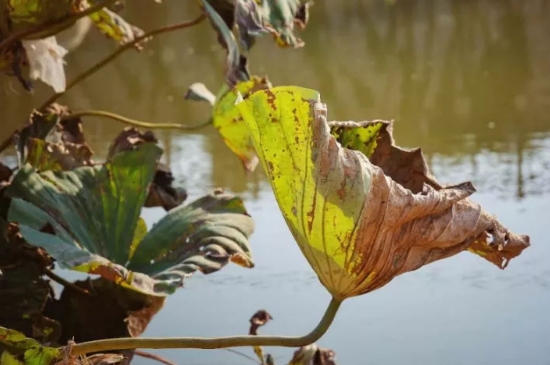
38 13 206 111
67 110 210 130
69 297 342 356
0 14 207 155
0 0 118 51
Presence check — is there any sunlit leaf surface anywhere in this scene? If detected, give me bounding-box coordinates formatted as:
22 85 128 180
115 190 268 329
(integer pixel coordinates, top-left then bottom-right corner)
7 144 254 296
237 86 530 299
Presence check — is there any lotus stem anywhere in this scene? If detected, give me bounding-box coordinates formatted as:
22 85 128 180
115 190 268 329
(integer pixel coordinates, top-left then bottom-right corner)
66 110 210 130
68 297 342 356
38 13 206 110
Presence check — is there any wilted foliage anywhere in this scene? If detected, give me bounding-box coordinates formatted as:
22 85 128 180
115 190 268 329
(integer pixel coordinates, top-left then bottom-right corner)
0 1 532 364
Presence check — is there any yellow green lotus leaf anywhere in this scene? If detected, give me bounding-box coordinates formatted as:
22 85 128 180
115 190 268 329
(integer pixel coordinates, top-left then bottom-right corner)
329 120 385 158
212 76 271 172
237 86 530 300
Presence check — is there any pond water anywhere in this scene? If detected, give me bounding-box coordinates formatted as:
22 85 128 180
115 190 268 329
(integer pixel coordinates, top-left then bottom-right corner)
1 1 550 364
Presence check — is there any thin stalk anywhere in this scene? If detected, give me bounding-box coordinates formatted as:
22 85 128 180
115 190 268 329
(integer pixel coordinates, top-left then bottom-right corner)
0 0 118 51
223 349 262 364
69 297 342 356
66 110 210 130
133 350 178 365
43 269 91 295
0 14 207 155
38 14 206 110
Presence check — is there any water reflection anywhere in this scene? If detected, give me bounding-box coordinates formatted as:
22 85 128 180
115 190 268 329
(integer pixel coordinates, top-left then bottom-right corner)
1 0 547 200
0 1 549 364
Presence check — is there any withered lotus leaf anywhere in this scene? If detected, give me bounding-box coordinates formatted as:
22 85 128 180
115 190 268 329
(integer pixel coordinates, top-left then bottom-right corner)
237 86 530 300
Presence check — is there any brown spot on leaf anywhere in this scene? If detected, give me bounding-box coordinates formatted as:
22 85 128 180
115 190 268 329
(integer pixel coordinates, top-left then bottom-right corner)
307 191 318 234
265 89 277 112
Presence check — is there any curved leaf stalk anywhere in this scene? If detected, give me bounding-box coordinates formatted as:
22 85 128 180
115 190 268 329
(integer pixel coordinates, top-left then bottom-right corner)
68 297 342 356
0 13 207 155
67 110 210 130
0 0 119 51
38 13 206 110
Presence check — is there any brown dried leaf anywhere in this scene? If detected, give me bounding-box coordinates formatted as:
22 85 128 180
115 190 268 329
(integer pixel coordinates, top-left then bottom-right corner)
289 344 338 365
0 221 58 344
330 121 442 192
25 138 94 171
248 309 273 365
107 127 158 157
48 278 165 345
85 353 125 365
55 351 125 365
248 310 273 335
329 120 528 270
0 162 13 188
145 163 188 211
126 295 165 337
13 104 94 169
55 114 87 145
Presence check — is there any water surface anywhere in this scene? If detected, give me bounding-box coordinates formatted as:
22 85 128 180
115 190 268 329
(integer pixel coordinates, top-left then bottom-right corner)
1 1 549 364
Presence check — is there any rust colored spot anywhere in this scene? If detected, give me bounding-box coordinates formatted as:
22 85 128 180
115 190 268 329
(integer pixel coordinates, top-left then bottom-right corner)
306 191 318 234
265 89 277 112
267 161 274 172
292 108 300 125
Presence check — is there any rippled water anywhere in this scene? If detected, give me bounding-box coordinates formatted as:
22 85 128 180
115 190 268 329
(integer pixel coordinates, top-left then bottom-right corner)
1 1 549 364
